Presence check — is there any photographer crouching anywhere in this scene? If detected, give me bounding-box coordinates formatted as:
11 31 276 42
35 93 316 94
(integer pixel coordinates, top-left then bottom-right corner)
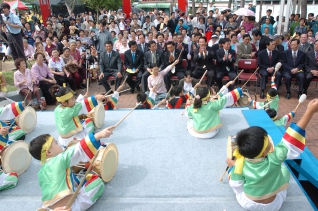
1 3 25 61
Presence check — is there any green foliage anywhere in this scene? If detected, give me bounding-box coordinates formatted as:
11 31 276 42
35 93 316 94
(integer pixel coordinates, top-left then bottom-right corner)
3 71 17 92
87 0 121 11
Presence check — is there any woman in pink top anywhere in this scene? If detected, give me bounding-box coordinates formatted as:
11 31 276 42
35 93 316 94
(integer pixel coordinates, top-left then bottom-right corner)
147 59 179 103
13 58 43 109
242 16 254 33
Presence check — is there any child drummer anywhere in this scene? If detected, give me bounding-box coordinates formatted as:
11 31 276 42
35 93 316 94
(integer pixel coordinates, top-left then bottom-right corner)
249 76 279 111
185 86 243 138
266 108 296 127
29 126 115 210
0 101 26 191
49 85 105 147
227 99 318 210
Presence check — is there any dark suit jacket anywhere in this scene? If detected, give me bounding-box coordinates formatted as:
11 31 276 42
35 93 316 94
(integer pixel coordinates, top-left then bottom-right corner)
144 50 164 70
163 49 186 72
298 42 313 53
175 42 189 55
305 50 318 73
157 42 166 52
260 16 275 25
137 43 149 54
281 50 306 72
216 48 236 72
257 49 280 71
255 35 271 57
275 44 284 56
167 18 176 34
124 49 144 71
100 50 122 73
211 43 220 55
193 46 214 69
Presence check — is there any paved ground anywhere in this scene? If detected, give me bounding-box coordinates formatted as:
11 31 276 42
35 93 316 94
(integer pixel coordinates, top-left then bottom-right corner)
2 61 318 157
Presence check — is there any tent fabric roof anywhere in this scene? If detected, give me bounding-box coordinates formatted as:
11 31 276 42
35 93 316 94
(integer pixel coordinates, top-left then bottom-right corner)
135 3 171 9
29 0 62 6
4 0 28 10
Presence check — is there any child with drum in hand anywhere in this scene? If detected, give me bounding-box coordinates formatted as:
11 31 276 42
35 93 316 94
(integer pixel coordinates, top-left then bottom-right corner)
103 84 125 110
49 85 105 147
185 86 243 138
29 126 115 211
227 99 318 211
0 101 27 191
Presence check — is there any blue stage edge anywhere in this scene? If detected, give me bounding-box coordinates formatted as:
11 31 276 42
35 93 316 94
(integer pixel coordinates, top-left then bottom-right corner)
242 109 318 211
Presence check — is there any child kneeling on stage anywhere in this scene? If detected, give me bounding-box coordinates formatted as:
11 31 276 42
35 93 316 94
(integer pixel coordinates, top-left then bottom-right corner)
135 91 157 109
228 99 318 211
249 76 279 111
50 85 105 147
185 86 243 138
266 108 296 127
0 101 27 191
29 126 115 210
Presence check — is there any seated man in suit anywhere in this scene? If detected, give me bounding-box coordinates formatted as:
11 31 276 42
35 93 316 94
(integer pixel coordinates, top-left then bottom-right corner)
163 41 186 90
298 33 313 53
281 39 306 99
235 34 255 70
215 38 237 90
176 34 188 55
142 40 164 93
304 40 318 94
124 40 144 93
99 41 123 93
193 37 215 88
156 34 166 52
258 39 282 98
137 34 149 54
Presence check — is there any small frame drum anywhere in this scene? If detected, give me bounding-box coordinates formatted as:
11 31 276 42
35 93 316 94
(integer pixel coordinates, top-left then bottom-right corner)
16 106 37 133
237 91 251 107
0 141 31 175
89 143 118 182
227 135 237 159
88 103 105 129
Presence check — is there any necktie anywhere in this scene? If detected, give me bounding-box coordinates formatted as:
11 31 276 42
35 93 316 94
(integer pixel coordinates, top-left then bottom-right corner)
132 52 135 63
293 51 297 66
302 44 304 51
152 52 156 64
142 44 144 53
268 51 272 62
108 53 111 65
315 52 318 63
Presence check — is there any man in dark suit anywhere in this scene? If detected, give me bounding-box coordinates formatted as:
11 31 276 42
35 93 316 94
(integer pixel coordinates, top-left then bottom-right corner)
99 41 123 92
137 34 148 54
215 38 237 90
298 33 313 53
257 39 282 98
259 9 275 25
193 37 215 88
142 40 164 92
156 34 166 52
176 34 189 55
304 40 318 94
281 39 306 99
253 30 271 57
124 40 144 93
163 41 186 90
167 12 177 35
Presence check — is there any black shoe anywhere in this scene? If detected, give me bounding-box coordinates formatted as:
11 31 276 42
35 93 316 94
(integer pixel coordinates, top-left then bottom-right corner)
130 88 135 94
172 81 177 86
285 93 291 99
107 90 114 95
260 91 265 99
298 93 302 99
246 82 250 86
80 85 85 89
81 84 87 88
110 81 115 85
136 85 140 92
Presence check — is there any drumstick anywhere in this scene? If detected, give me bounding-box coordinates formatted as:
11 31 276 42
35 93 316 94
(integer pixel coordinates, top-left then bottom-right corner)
259 101 272 109
198 70 208 85
294 94 307 111
104 89 113 96
177 48 183 60
155 85 173 107
112 103 141 130
219 156 235 181
23 89 31 102
65 150 100 209
121 76 128 86
104 88 130 98
241 68 259 89
232 69 244 82
86 75 90 94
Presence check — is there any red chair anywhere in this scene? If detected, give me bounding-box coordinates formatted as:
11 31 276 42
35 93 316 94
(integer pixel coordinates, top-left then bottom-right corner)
237 59 258 92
